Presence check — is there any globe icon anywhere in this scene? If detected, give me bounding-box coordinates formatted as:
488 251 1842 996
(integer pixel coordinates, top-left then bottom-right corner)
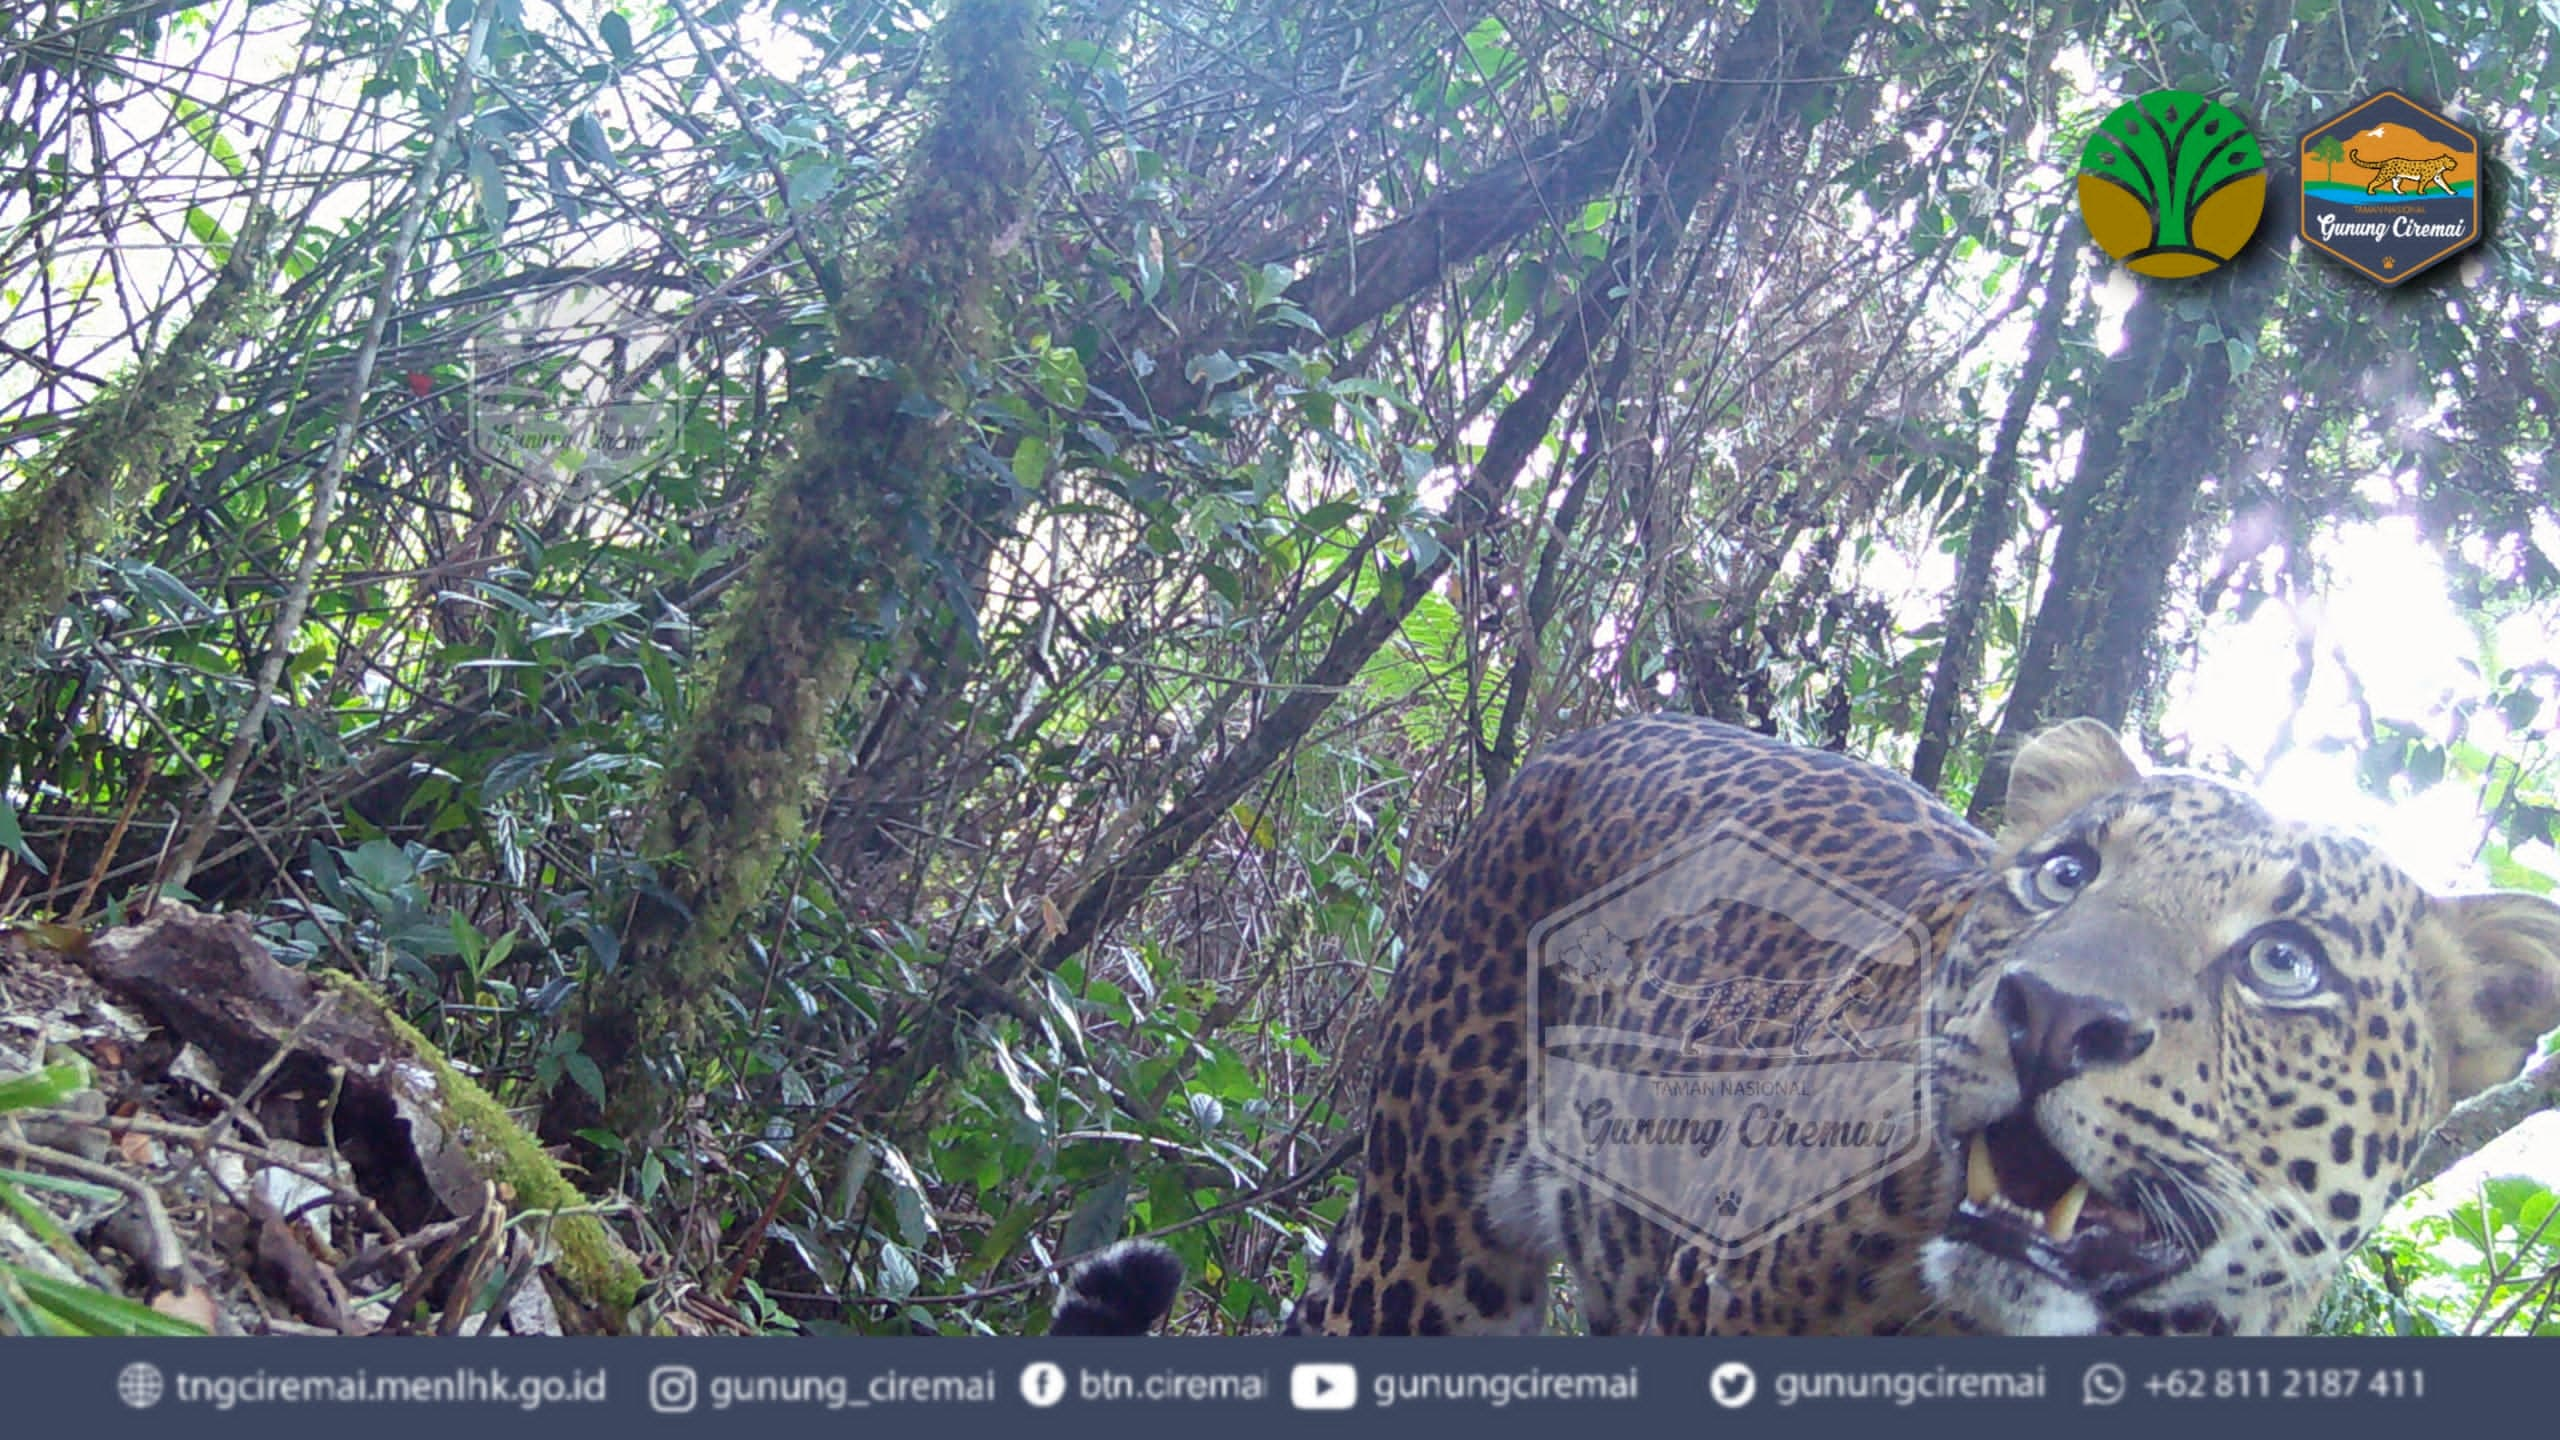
116 1361 164 1409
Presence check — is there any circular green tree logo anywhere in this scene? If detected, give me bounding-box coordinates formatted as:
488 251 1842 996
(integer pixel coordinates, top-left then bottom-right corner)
2076 90 2265 277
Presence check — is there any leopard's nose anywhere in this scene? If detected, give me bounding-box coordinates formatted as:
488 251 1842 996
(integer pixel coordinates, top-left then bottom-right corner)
1994 971 2152 1100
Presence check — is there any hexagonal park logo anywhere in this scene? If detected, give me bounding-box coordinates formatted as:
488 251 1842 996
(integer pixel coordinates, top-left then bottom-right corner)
473 287 682 490
1527 816 1933 1259
2299 91 2481 285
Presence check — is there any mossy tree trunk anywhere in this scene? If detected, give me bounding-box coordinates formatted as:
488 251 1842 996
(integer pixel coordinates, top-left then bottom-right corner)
0 216 271 661
559 0 1042 1141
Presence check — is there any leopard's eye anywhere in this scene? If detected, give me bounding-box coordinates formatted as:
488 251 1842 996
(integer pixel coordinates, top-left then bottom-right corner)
2027 846 2098 908
2243 930 2325 999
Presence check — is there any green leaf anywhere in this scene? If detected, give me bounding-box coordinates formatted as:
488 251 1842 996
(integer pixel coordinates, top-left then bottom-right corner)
1185 351 1244 387
564 1053 605 1107
1297 498 1361 535
1036 345 1088 407
2479 1175 2547 1229
968 1206 1041 1280
1012 435 1052 492
2502 689 2545 731
122 562 216 621
784 159 840 209
346 837 415 892
1134 225 1163 303
1460 16 1519 84
1403 524 1443 570
1324 376 1418 413
1245 262 1295 310
876 1242 918 1299
0 789 41 873
989 1043 1046 1128
0 1058 92 1112
468 147 510 234
482 750 552 800
0 1174 85 1267
0 1273 58 1336
0 1265 205 1336
568 113 615 167
875 1141 939 1243
171 98 244 179
2483 848 2556 895
1059 1172 1129 1259
183 206 232 252
599 10 635 62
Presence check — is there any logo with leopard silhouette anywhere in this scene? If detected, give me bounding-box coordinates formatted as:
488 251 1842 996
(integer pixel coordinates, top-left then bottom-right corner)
1678 963 1897 1060
1527 818 1932 1257
2299 91 2481 285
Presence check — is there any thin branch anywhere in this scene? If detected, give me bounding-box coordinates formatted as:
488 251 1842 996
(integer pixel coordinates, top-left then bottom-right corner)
2404 1044 2560 1195
162 4 499 891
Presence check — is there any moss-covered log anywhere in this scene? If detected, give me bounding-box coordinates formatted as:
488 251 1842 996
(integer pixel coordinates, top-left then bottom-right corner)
80 905 645 1329
564 0 1042 1139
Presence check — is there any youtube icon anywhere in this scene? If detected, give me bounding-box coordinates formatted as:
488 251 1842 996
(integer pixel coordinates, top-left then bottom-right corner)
1289 1363 1357 1411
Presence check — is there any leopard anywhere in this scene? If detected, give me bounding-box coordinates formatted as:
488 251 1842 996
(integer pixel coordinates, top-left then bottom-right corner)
2348 149 2460 197
1053 714 2560 1337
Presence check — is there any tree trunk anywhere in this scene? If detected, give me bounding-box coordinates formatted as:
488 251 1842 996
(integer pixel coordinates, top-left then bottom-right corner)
560 0 1043 1141
1970 270 2261 827
1910 234 2080 792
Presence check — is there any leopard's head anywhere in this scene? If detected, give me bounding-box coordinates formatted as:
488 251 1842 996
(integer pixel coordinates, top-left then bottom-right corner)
1923 720 2560 1335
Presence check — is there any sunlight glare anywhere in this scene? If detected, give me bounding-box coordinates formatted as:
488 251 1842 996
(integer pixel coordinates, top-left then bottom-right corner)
2169 520 2485 884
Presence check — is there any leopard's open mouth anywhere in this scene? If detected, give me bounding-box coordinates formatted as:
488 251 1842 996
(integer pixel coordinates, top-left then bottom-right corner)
1945 1113 2206 1302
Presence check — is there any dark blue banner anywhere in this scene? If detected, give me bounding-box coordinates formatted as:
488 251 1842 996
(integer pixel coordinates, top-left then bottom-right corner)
6 1337 2520 1439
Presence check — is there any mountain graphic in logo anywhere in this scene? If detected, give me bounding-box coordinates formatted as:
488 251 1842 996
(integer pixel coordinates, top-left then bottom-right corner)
2298 92 2481 286
2076 90 2265 277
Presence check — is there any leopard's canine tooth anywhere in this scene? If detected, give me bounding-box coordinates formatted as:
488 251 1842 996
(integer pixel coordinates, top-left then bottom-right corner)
2045 1180 2090 1242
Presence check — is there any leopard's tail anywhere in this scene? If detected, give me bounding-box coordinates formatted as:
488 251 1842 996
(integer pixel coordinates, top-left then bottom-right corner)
2347 148 2381 168
1048 1240 1184 1335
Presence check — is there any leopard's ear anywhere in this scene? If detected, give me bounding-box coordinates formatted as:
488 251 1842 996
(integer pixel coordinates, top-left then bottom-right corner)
2416 891 2560 1109
1994 719 2142 860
